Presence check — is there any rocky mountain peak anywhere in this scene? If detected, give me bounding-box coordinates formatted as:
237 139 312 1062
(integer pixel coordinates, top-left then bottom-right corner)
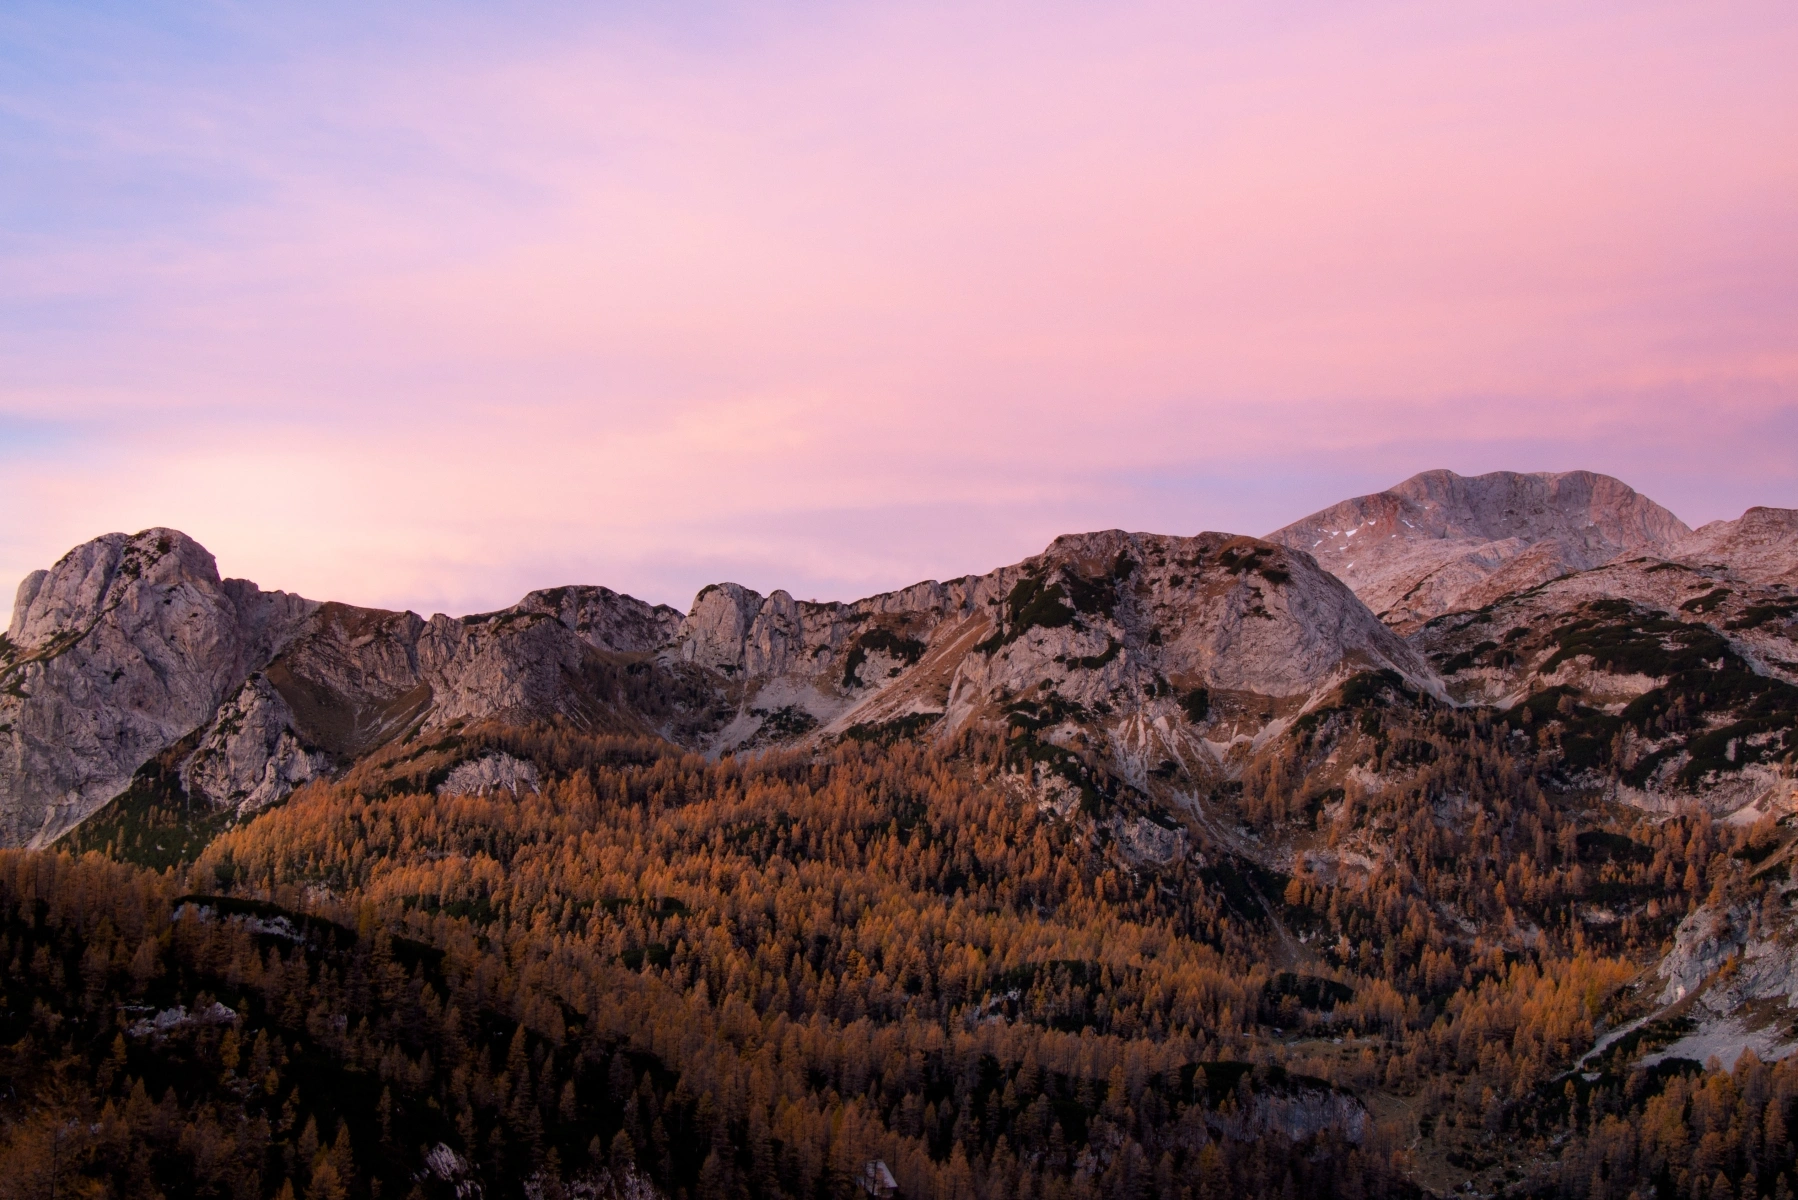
936 530 1436 750
497 584 682 654
10 476 1798 1200
1 528 316 846
1 519 1452 845
677 582 771 673
11 528 214 653
6 468 1783 849
1267 469 1692 630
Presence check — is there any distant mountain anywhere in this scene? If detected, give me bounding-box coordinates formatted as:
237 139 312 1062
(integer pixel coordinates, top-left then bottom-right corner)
1266 469 1691 631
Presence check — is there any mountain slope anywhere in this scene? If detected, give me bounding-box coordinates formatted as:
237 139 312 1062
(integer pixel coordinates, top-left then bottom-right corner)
1266 469 1692 631
1412 553 1798 813
9 472 1785 849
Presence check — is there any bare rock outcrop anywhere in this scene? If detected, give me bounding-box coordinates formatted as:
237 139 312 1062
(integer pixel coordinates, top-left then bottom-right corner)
1267 469 1691 631
508 586 683 654
180 674 328 813
678 584 767 673
0 529 315 846
646 530 1437 777
437 753 542 797
934 531 1436 773
0 536 694 845
1412 551 1798 818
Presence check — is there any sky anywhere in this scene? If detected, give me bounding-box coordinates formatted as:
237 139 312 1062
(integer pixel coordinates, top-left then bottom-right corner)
3 1 1796 622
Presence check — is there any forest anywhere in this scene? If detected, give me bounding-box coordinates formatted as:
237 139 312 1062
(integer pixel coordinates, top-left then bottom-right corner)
2 694 1795 1199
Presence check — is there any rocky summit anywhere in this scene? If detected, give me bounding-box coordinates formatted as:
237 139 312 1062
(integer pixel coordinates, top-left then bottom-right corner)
1267 469 1693 632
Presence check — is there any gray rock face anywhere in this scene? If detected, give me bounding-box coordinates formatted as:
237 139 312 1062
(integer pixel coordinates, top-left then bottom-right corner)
1054 534 1430 795
496 586 683 655
0 536 696 845
1657 902 1752 1005
0 529 315 846
934 530 1435 755
269 604 434 759
1412 548 1798 826
1415 553 1798 701
250 595 698 773
639 529 1438 801
180 675 328 813
1267 469 1692 630
677 583 769 673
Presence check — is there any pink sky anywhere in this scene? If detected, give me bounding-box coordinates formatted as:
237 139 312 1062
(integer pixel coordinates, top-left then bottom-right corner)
3 2 1796 620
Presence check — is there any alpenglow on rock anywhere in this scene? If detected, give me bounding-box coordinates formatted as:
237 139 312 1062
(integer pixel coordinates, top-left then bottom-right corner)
1266 469 1693 631
1675 506 1798 586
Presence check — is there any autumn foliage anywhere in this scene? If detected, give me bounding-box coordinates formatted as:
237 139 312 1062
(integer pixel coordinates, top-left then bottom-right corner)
0 718 1786 1198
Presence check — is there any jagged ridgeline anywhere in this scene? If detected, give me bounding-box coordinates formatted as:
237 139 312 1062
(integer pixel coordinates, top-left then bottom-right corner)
2 468 1798 1198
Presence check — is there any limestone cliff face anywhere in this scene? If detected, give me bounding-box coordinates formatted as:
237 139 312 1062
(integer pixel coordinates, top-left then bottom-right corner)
929 530 1438 795
245 592 697 775
919 528 1432 716
1267 469 1692 631
0 530 315 846
507 586 683 655
677 583 775 674
180 675 328 813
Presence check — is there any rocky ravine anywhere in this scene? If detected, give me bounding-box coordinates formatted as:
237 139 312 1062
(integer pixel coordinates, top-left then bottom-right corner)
3 526 1432 848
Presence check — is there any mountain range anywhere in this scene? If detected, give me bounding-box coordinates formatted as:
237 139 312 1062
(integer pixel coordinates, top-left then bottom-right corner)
5 468 1793 850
